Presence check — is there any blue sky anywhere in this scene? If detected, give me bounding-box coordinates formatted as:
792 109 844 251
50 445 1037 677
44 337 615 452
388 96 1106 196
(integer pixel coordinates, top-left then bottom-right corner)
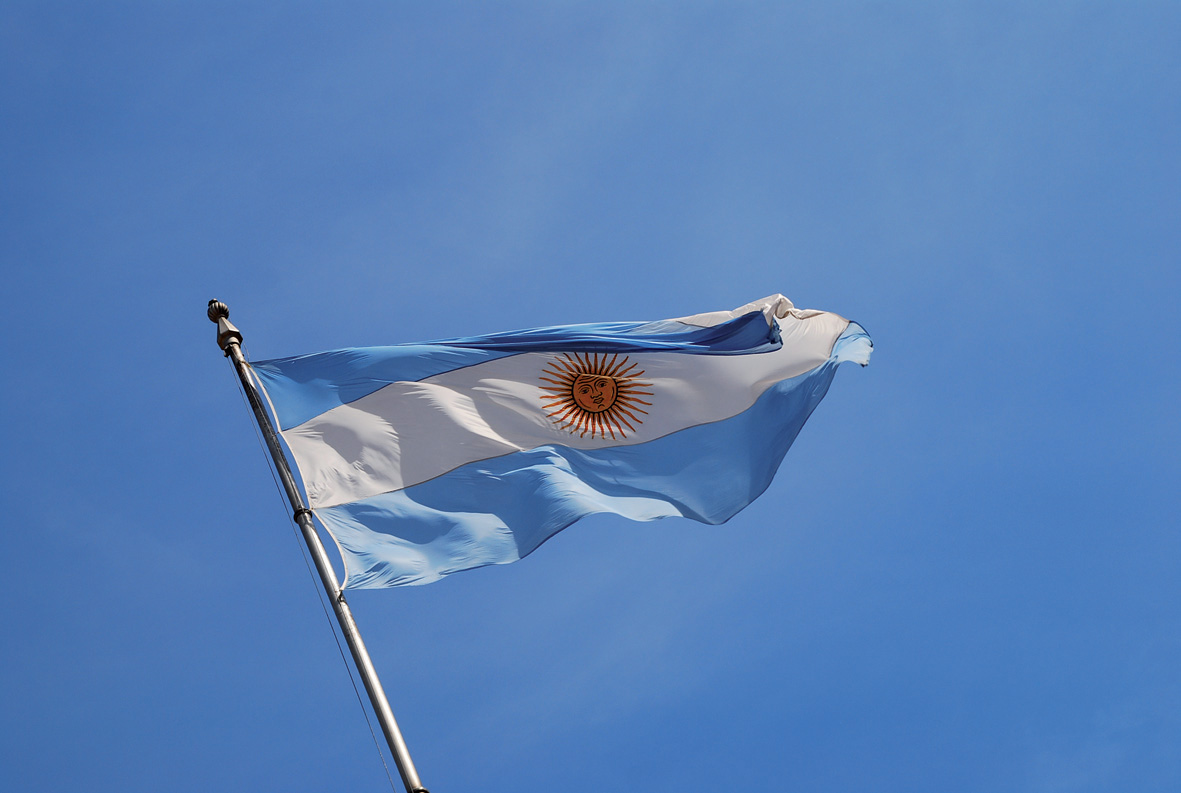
2 3 1178 791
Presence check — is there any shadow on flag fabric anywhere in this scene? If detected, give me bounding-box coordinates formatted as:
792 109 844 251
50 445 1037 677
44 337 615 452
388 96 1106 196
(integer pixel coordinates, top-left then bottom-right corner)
250 295 872 587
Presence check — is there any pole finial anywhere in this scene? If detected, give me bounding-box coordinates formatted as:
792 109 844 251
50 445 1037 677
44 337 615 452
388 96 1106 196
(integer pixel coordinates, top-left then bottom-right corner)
207 299 243 351
207 299 230 323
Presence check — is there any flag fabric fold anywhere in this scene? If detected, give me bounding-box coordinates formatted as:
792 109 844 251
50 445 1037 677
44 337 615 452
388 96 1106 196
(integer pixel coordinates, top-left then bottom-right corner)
250 294 871 587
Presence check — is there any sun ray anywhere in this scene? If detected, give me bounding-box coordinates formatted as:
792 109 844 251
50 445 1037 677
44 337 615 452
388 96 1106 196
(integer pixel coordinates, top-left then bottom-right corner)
550 405 582 424
553 356 581 376
613 405 647 423
614 401 647 418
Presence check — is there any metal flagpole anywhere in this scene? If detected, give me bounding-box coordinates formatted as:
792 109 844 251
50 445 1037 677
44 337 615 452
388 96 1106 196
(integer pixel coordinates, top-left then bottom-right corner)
208 300 429 793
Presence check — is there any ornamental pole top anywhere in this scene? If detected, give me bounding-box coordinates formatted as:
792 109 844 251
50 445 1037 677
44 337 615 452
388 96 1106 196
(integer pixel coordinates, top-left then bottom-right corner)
207 299 243 351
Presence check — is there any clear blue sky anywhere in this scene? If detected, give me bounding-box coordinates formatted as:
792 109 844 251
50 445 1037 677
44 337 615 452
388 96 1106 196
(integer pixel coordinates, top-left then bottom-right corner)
3 3 1178 791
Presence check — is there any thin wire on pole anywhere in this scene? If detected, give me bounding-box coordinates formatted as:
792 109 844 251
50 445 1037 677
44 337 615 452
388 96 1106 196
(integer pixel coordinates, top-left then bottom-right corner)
228 356 400 792
210 299 427 793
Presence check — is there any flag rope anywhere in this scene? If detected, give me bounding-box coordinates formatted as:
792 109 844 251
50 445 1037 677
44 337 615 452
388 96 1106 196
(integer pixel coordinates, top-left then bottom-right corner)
210 300 428 793
230 365 400 793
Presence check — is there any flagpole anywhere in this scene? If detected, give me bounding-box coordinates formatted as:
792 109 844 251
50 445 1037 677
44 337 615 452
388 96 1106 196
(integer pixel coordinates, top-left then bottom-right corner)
208 300 428 793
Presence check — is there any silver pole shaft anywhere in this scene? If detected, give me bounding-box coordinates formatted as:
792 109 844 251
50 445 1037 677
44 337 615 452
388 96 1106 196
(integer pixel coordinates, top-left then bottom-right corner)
208 300 428 793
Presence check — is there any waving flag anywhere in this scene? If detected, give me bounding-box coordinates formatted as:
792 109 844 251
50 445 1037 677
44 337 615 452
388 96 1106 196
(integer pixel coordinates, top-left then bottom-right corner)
250 295 871 587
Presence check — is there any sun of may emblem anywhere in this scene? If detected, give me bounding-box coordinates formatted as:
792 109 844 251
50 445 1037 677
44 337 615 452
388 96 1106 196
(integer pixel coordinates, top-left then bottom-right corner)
539 352 653 440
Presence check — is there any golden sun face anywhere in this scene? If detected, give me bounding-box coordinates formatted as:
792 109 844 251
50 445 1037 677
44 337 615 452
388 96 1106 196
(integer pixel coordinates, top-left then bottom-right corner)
540 352 653 440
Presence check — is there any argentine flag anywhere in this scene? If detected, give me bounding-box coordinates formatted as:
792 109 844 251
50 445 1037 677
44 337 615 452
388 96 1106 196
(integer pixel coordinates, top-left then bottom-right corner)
251 295 871 588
